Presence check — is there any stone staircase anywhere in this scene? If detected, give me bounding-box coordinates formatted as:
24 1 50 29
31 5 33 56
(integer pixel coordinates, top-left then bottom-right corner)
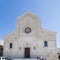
13 59 38 60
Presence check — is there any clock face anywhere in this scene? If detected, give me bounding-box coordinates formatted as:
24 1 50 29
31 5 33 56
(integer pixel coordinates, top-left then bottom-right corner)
25 27 31 33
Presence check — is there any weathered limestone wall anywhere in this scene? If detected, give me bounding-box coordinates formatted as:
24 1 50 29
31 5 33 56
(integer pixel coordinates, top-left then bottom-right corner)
3 12 57 60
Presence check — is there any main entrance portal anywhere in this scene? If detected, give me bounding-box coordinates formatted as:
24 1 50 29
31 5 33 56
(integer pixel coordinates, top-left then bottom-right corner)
24 48 30 58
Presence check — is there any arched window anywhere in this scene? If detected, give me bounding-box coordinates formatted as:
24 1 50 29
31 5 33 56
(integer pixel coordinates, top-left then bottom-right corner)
44 41 48 47
10 43 13 48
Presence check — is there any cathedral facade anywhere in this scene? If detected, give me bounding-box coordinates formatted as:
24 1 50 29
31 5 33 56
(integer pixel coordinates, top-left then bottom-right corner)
3 12 58 60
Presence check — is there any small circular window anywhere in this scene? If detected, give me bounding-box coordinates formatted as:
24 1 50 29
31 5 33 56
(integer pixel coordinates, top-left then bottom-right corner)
25 27 31 33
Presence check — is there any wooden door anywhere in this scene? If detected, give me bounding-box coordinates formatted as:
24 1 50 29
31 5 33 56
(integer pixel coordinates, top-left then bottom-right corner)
25 48 30 58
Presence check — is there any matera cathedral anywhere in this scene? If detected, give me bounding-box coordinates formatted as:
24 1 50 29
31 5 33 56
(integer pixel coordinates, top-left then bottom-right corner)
3 12 60 60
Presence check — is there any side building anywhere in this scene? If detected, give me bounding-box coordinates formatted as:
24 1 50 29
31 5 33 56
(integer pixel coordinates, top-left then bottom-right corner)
0 40 3 56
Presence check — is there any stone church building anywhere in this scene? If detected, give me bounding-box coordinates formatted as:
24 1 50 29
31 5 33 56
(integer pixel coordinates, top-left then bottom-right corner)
3 12 59 60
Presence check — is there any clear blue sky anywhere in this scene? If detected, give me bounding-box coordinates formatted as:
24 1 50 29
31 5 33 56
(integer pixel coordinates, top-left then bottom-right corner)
0 0 60 48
